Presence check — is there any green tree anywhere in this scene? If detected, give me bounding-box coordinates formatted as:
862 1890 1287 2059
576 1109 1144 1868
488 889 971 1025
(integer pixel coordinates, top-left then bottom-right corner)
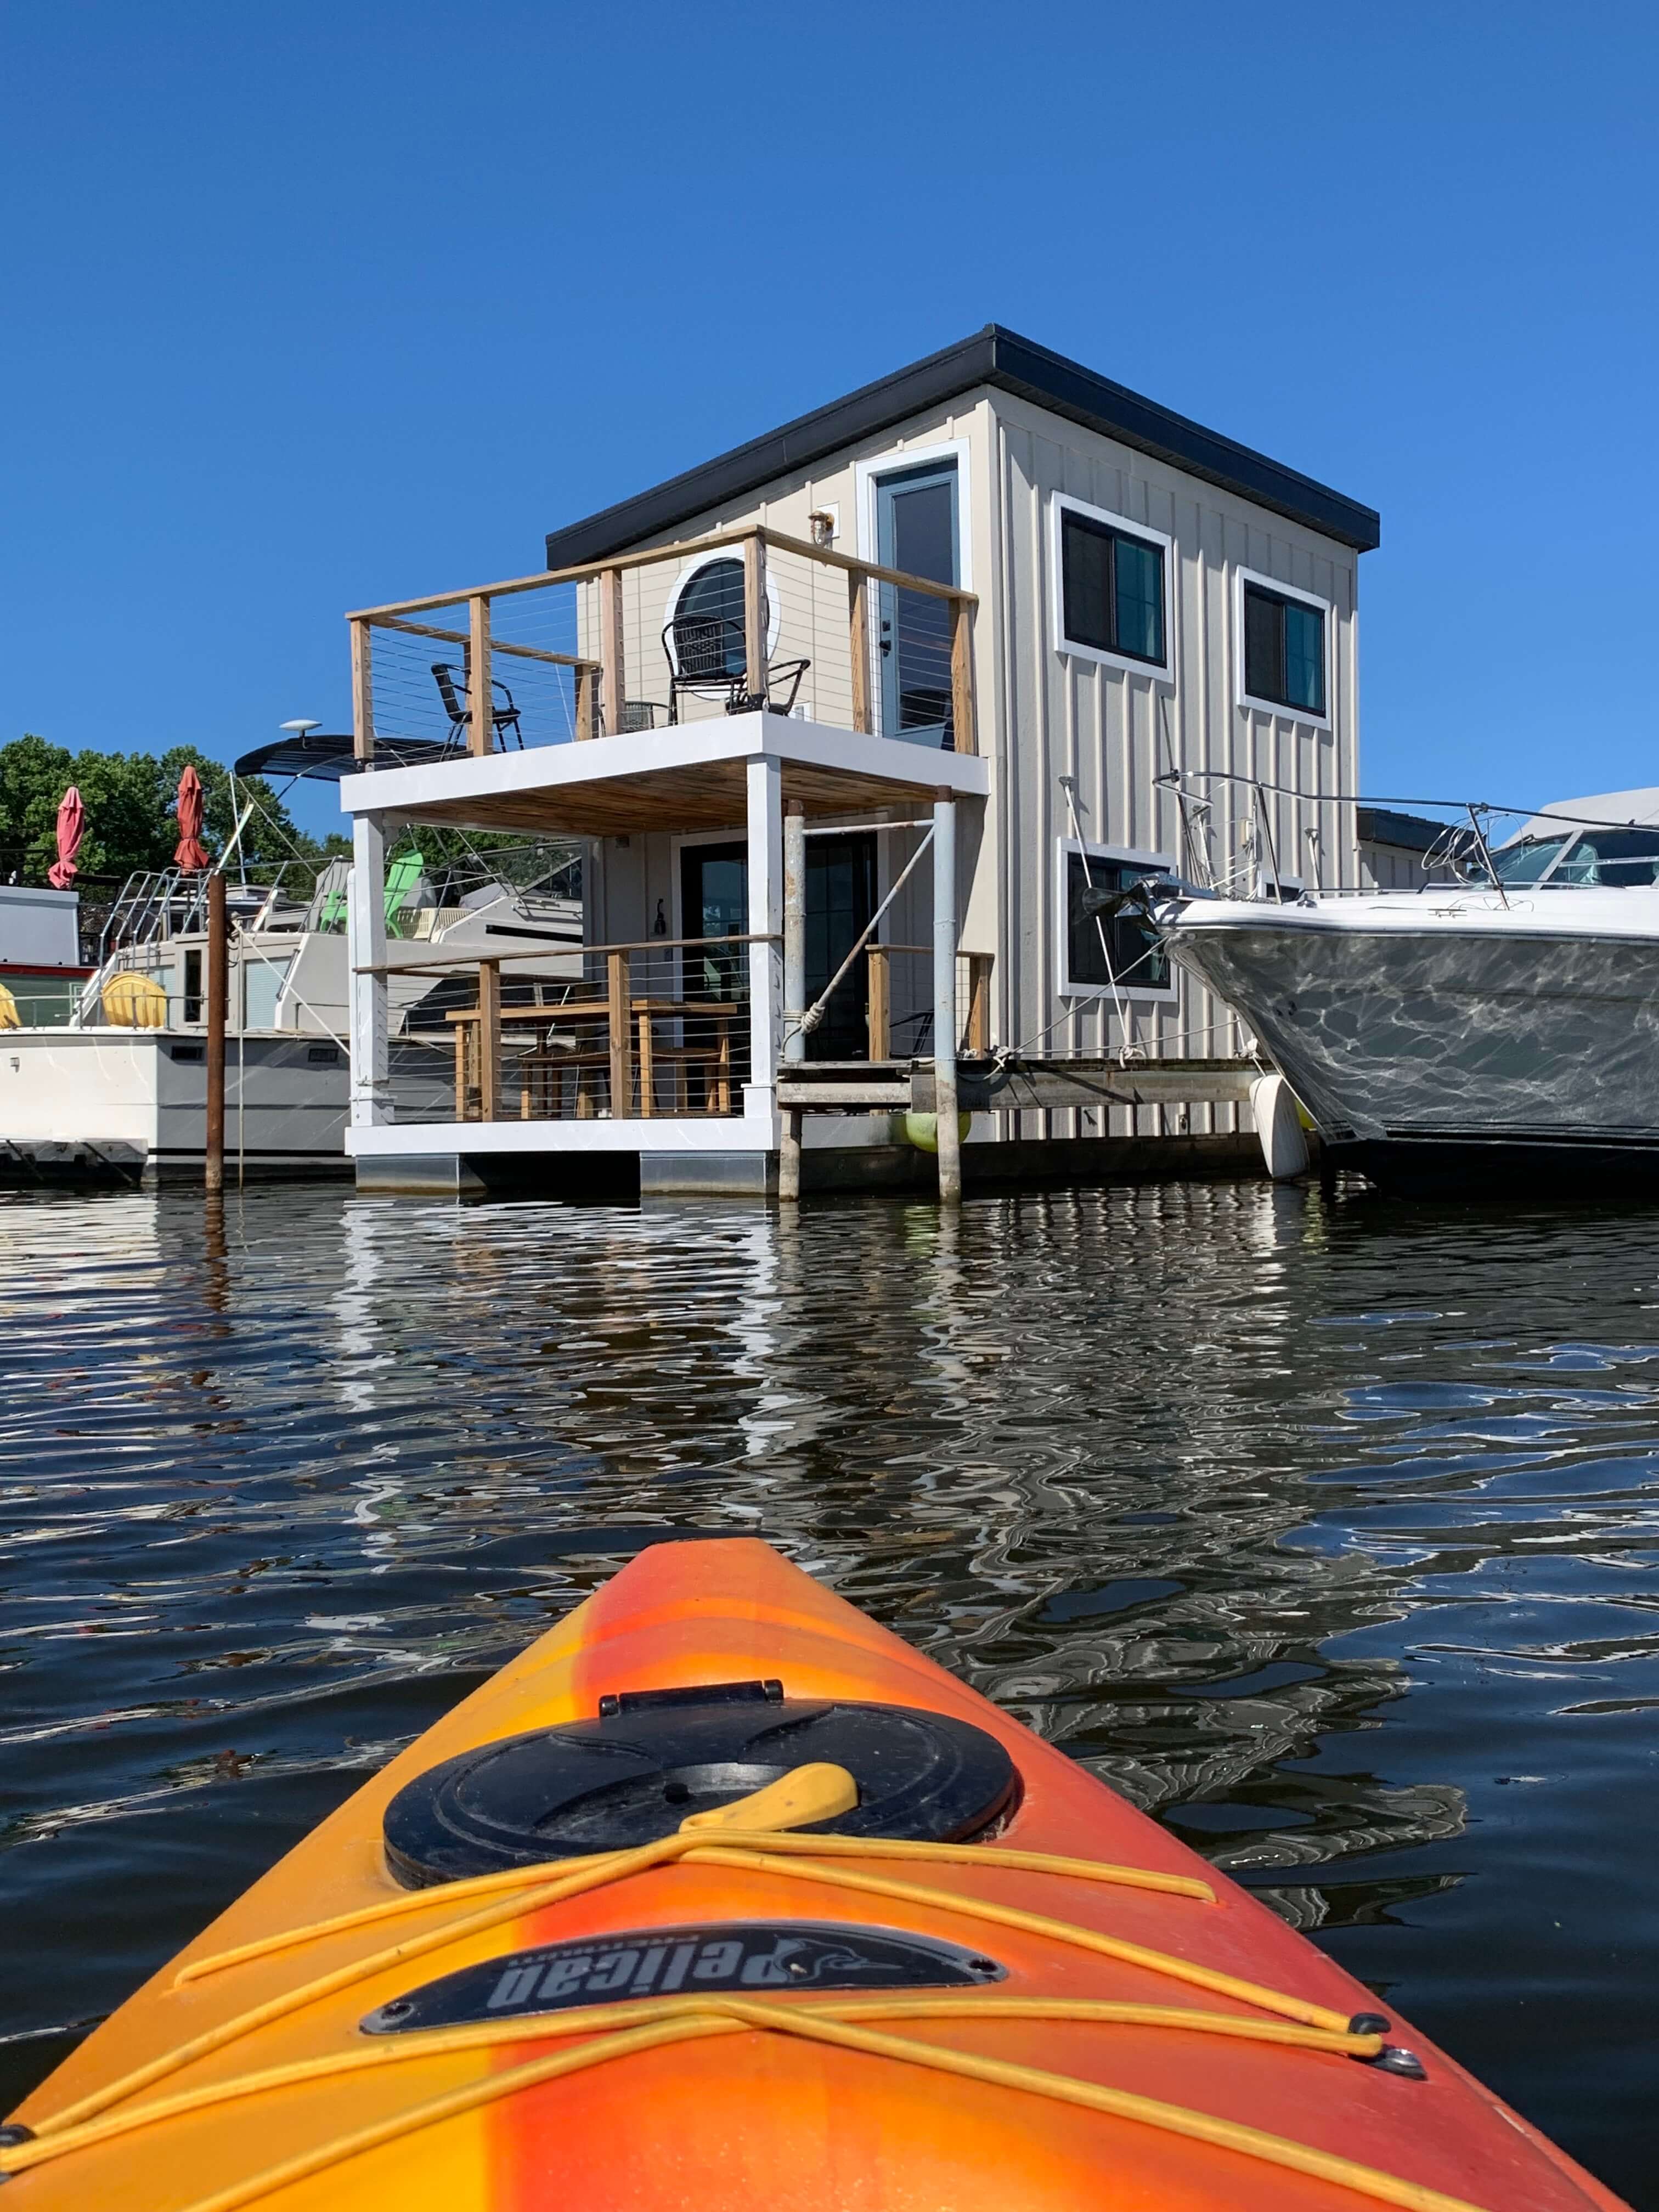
0 734 77 878
0 736 326 885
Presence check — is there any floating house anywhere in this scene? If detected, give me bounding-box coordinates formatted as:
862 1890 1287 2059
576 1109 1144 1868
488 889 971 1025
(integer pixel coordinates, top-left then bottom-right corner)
340 327 1379 1197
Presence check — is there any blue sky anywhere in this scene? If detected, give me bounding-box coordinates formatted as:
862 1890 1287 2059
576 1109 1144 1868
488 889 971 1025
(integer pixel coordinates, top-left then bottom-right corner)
3 2 1655 838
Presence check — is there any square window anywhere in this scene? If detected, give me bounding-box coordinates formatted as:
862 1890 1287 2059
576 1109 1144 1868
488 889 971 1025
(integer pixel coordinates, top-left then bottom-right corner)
1057 506 1167 669
1064 851 1172 995
1243 582 1326 717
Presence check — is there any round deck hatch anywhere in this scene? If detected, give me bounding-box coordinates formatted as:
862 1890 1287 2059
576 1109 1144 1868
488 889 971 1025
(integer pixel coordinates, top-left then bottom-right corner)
383 1681 1018 1888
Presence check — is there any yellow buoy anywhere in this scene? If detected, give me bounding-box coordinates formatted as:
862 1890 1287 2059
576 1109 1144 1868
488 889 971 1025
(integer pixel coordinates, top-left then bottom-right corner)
101 973 169 1029
902 1109 972 1155
0 983 19 1030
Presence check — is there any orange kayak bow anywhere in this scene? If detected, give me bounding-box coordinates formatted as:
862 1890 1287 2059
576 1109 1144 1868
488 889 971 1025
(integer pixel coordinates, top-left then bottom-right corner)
4 1538 1630 2212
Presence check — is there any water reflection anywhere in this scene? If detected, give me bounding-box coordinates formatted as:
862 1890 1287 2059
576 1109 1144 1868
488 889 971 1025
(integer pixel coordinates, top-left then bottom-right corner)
1 1182 1656 2205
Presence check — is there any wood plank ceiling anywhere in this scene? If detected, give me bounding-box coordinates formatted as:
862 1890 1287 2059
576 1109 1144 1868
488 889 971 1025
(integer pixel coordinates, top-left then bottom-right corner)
390 759 952 838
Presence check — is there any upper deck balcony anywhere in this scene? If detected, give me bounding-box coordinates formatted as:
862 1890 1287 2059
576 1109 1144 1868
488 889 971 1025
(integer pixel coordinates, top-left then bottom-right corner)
338 527 989 1195
340 524 986 842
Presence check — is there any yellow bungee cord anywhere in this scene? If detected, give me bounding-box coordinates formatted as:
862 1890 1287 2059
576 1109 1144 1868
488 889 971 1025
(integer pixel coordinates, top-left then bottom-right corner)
4 1761 1483 2212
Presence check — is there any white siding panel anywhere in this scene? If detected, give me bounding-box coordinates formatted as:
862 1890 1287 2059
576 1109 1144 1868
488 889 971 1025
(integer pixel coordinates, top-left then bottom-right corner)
986 388 1363 1141
573 375 1368 1156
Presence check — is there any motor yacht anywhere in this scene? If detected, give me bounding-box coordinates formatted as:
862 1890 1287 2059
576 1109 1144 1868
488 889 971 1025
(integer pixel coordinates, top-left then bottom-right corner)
1160 788 1659 1195
0 837 582 1187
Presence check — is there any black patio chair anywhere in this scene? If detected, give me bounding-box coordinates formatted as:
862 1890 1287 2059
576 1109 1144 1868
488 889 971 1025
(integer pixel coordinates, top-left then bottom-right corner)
431 663 524 751
662 614 808 723
614 699 667 733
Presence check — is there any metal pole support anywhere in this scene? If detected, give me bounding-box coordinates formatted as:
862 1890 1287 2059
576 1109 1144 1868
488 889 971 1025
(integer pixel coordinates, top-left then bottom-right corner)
783 805 806 1064
779 1108 803 1201
780 803 806 1203
933 792 961 1205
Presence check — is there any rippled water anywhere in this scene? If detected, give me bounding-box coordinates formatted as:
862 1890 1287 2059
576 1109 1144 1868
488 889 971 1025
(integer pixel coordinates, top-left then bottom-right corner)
3 1182 1656 2204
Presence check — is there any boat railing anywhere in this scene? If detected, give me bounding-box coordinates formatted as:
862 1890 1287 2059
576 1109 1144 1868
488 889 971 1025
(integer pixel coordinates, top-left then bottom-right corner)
73 862 331 1027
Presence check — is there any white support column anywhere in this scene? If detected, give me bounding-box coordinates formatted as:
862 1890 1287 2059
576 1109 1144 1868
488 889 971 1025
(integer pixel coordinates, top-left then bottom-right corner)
933 791 961 1204
744 754 783 1139
348 811 391 1127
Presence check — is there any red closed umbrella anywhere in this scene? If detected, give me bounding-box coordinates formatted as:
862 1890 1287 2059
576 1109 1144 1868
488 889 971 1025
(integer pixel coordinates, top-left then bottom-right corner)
173 765 209 872
47 786 84 889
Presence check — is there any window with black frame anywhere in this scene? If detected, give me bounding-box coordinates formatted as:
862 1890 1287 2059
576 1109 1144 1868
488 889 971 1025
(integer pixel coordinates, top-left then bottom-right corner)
1243 583 1325 716
1553 829 1659 885
1064 853 1172 994
1059 508 1166 667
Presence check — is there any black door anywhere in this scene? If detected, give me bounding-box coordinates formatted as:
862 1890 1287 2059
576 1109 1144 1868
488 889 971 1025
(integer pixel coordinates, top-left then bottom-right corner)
805 833 877 1061
679 841 751 1099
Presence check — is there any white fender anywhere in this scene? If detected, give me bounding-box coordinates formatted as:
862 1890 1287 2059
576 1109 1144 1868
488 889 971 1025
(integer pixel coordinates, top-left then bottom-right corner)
1250 1071 1310 1180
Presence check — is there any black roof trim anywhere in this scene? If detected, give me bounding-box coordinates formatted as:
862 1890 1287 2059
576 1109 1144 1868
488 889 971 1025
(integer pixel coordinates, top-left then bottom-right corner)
1357 806 1448 854
543 325 1380 569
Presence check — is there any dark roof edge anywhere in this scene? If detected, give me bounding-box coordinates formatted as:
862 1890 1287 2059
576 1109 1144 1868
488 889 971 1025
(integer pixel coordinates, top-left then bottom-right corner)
543 325 1380 570
1357 806 1448 853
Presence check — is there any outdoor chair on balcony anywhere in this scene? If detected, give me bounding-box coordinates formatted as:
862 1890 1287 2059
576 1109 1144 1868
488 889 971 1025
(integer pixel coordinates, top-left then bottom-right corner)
662 614 808 723
431 663 525 751
614 700 667 733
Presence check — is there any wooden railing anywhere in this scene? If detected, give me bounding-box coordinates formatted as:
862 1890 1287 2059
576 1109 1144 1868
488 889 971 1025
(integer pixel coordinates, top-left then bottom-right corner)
435 943 994 1121
436 936 766 1123
863 948 991 1061
345 524 978 765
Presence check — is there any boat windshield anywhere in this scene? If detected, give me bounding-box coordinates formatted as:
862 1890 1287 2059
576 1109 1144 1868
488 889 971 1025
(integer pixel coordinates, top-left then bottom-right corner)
1549 828 1659 886
1491 834 1570 883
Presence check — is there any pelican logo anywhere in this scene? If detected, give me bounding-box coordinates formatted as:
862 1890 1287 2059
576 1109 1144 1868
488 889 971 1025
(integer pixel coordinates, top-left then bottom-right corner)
361 1921 1004 2033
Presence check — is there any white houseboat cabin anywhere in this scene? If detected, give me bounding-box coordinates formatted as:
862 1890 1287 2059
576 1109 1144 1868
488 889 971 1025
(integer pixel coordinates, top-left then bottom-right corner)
340 326 1380 1198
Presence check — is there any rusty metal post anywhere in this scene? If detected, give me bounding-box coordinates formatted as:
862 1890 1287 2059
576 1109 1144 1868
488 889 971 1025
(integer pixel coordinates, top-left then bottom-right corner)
205 872 227 1195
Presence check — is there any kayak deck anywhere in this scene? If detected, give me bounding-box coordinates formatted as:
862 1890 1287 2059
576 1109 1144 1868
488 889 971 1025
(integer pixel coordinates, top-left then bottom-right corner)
6 1538 1629 2212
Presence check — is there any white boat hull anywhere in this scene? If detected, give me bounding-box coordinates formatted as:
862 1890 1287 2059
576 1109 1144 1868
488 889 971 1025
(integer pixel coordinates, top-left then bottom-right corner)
1166 893 1659 1193
0 1030 454 1184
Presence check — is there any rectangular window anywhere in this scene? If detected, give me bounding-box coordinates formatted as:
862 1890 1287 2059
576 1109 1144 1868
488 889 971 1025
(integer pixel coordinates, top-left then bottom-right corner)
1242 582 1326 716
1058 507 1166 668
244 955 292 1030
1063 850 1173 997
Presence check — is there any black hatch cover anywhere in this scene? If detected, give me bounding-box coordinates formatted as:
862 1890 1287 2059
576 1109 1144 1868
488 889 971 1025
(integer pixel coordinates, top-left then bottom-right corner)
360 1919 1006 2033
382 1680 1018 1888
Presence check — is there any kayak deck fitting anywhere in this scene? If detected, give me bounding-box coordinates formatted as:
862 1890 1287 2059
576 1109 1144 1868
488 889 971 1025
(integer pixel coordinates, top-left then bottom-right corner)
3 1539 1630 2211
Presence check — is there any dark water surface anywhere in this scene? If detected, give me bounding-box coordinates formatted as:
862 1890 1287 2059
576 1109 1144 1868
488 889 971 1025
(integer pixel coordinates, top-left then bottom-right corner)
2 1183 1656 2203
